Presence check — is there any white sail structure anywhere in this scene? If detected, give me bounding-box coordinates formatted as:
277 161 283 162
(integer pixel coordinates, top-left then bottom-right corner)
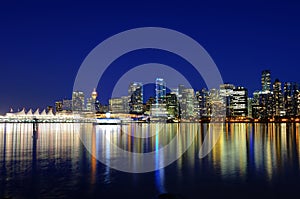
34 108 40 116
27 109 33 116
40 109 47 116
2 107 84 122
16 108 26 116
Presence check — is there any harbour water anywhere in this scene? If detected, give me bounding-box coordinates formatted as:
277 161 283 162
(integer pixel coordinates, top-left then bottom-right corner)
0 123 300 199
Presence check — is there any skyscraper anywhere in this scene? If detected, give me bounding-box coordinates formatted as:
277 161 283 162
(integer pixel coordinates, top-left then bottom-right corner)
144 97 155 114
86 97 93 111
261 70 271 92
231 87 248 116
121 96 129 113
94 100 101 113
195 88 209 118
91 88 97 101
284 82 299 116
273 79 284 116
72 91 85 112
166 93 179 118
251 91 260 118
180 88 195 119
259 92 274 119
109 98 124 113
62 99 72 112
155 78 166 104
219 84 235 116
128 82 143 113
55 101 63 113
85 88 98 112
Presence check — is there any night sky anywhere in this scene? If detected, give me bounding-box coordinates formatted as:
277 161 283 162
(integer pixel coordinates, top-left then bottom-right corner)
0 0 300 114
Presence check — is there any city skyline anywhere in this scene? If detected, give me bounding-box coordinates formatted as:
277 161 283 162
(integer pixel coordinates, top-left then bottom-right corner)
1 2 300 199
1 1 300 114
4 70 300 123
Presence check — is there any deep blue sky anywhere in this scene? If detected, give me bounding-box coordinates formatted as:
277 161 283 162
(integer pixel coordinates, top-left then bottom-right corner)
0 0 300 113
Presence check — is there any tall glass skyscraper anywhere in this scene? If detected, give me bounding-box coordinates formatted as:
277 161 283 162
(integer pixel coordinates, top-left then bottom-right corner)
273 79 283 116
219 84 235 116
284 82 299 116
231 87 248 116
261 70 271 92
128 82 143 113
155 78 166 104
72 91 85 112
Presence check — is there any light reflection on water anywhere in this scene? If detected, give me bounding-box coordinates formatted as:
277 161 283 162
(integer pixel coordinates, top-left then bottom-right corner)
0 123 300 198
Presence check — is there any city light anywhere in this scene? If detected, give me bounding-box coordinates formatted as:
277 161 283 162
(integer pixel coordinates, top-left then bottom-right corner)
2 71 300 123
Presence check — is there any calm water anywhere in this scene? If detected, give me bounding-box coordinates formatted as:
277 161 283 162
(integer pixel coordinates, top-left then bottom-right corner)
1 123 300 199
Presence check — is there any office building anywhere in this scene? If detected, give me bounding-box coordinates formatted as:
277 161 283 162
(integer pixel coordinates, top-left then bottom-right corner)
273 79 284 116
251 91 260 118
219 84 235 116
72 91 85 112
166 93 179 118
109 98 124 113
121 96 130 113
128 82 143 113
155 78 166 104
231 87 248 116
62 99 72 112
55 101 63 113
86 88 98 112
195 88 209 118
284 82 299 116
95 100 101 113
180 88 195 119
86 98 93 112
261 70 271 92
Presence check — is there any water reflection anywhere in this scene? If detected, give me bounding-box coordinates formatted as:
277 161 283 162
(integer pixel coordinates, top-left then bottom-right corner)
81 123 197 173
0 123 300 198
206 123 300 182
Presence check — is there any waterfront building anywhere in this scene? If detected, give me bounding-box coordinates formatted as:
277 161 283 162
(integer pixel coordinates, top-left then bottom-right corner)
72 91 85 112
95 100 101 113
231 87 248 116
194 91 201 119
258 91 274 118
91 88 97 101
91 88 98 112
109 98 124 113
128 82 143 114
99 105 109 113
195 88 209 118
219 84 235 116
150 103 168 119
273 79 284 116
251 91 260 118
247 97 253 117
297 92 300 116
86 98 92 111
62 99 72 112
166 93 179 118
55 101 63 113
86 88 98 112
155 78 166 104
180 88 195 119
261 70 271 92
171 88 179 97
144 97 155 115
47 106 54 113
121 96 130 113
149 78 168 118
208 88 225 118
284 82 299 116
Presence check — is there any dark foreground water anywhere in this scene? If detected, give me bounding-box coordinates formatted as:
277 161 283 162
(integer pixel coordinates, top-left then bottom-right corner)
1 123 300 199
